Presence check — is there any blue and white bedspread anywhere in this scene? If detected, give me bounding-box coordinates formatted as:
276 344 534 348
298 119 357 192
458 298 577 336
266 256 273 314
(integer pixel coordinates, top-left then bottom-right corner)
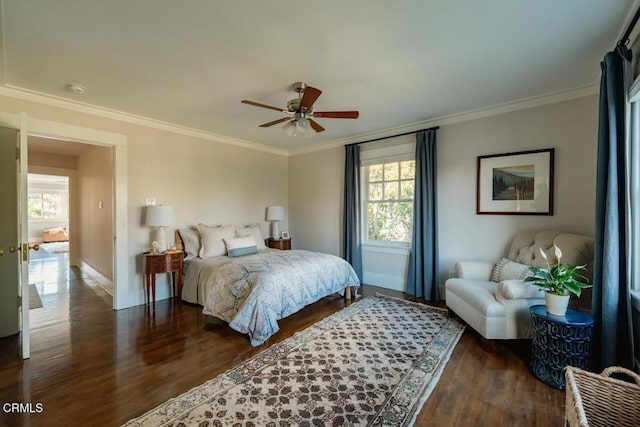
184 249 360 346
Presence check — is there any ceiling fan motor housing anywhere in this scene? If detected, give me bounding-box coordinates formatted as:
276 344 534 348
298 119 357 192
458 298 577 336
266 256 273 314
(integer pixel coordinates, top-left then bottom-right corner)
287 99 301 112
293 82 306 93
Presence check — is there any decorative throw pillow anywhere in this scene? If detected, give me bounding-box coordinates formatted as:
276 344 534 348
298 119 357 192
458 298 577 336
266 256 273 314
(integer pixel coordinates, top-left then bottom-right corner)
198 224 235 258
224 236 258 257
235 224 267 250
491 258 532 282
178 228 200 261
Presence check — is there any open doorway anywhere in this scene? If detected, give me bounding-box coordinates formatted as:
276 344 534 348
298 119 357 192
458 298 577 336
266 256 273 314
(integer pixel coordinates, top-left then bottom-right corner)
27 137 115 328
28 173 70 259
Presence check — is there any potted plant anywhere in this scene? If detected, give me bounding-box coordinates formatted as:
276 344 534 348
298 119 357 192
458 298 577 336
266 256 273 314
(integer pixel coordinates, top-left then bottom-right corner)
524 245 590 316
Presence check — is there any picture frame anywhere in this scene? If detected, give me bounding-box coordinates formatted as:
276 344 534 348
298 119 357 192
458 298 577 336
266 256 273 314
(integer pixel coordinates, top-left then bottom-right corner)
281 231 290 239
476 148 554 215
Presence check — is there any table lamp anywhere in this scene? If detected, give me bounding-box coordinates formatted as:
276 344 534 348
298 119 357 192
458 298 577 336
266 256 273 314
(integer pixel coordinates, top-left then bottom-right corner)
266 206 285 239
145 205 174 252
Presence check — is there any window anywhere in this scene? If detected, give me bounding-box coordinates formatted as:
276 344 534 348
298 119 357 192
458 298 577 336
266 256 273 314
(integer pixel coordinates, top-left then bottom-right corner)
364 159 415 243
28 191 64 219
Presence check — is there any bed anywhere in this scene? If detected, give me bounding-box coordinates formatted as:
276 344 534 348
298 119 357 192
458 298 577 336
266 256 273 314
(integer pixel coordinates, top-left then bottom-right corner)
176 228 360 346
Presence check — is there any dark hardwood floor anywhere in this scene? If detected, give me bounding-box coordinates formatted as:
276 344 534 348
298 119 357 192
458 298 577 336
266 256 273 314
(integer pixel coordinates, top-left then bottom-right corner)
0 254 564 426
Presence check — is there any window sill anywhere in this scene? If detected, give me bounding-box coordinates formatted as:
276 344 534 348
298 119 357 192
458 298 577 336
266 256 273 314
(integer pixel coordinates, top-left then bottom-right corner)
362 243 410 256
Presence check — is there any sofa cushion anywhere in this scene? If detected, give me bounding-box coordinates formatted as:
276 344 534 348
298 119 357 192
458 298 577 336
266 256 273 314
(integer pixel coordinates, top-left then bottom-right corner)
497 279 544 300
445 279 505 317
490 258 531 282
455 261 494 281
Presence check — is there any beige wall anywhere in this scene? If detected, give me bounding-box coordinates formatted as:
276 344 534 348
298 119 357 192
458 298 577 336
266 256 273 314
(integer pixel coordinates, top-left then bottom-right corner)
0 94 288 307
289 147 343 254
289 95 599 292
78 145 114 280
29 151 77 169
437 95 597 284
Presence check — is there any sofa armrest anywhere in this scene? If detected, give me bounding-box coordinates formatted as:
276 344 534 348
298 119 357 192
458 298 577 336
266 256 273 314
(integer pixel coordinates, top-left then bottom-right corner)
455 261 494 281
497 279 545 300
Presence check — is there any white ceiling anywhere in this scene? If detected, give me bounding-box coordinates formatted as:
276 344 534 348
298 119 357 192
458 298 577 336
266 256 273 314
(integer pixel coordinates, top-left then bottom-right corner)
0 1 634 153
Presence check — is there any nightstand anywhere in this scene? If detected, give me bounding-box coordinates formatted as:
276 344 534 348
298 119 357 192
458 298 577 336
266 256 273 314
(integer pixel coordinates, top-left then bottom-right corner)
143 251 184 306
266 238 291 250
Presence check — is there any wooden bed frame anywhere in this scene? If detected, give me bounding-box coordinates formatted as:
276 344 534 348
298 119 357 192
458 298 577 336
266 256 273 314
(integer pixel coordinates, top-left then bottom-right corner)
174 230 352 300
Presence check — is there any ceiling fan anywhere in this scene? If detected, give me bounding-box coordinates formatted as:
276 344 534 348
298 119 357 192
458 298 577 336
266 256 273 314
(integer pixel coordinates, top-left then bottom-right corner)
241 82 359 137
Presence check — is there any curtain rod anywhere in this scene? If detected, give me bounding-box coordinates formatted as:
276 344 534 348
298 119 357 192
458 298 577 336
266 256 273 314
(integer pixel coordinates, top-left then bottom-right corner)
619 6 640 46
345 125 439 147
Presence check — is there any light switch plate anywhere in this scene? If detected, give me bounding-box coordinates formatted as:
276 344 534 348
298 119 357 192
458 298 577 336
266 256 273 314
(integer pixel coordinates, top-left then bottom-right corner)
145 197 156 206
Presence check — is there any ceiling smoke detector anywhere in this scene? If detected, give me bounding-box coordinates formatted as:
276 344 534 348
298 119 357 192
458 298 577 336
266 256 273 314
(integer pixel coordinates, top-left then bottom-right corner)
68 83 87 94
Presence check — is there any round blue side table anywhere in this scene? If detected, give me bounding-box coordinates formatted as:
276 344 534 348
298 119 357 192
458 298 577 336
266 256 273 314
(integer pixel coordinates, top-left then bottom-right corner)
529 304 594 390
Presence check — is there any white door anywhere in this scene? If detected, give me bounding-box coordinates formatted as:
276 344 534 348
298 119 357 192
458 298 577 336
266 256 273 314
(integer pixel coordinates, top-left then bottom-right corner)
19 115 30 359
0 126 20 339
0 115 31 359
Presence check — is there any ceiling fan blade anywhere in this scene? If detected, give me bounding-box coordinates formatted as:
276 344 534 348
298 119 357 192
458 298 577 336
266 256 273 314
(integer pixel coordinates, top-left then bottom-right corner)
312 111 359 119
308 119 325 133
259 117 291 127
299 86 322 111
242 100 286 113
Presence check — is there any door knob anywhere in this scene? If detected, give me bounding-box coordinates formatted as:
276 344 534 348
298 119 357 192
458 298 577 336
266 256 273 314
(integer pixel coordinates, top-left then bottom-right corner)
0 249 3 256
9 245 16 253
29 244 40 251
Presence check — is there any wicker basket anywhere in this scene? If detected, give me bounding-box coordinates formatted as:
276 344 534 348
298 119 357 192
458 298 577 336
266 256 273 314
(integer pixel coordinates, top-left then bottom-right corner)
565 366 640 426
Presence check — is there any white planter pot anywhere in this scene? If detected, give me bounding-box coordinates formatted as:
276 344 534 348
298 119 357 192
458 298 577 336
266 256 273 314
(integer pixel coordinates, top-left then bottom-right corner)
545 292 570 316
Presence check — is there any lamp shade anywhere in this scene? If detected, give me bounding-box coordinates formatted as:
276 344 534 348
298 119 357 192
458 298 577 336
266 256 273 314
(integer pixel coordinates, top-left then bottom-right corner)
266 206 285 221
145 205 175 227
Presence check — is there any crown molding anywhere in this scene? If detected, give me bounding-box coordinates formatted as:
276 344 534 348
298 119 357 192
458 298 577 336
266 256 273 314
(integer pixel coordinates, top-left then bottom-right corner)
0 81 598 158
288 83 599 156
0 85 289 156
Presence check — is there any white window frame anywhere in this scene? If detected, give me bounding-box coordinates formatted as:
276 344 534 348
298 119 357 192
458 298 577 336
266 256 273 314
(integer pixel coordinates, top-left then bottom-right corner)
27 188 69 222
360 142 415 250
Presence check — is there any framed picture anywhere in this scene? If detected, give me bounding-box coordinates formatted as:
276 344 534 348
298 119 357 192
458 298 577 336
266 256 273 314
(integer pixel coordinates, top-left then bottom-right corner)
281 231 290 239
477 148 554 215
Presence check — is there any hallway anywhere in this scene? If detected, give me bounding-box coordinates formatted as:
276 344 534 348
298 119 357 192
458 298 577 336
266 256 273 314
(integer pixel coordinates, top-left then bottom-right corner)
28 252 112 331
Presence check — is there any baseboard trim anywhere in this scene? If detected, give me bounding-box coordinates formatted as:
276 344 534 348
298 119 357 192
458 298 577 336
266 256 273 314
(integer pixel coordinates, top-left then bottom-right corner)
79 261 113 297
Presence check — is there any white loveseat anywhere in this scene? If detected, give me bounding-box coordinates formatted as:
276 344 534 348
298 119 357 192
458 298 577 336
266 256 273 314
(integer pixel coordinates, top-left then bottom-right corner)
445 230 594 350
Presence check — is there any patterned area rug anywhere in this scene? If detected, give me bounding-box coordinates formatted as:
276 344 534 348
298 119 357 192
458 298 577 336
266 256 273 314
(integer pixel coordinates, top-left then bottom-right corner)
123 295 465 427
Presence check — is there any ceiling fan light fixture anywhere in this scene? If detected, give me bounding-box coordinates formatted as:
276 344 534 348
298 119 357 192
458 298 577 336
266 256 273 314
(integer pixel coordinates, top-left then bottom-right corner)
297 117 309 128
282 119 316 138
282 121 296 137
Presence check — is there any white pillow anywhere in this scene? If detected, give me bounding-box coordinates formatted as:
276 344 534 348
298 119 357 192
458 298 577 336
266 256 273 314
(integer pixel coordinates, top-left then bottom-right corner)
490 258 532 282
235 224 267 250
224 236 258 257
178 228 200 261
198 224 235 258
